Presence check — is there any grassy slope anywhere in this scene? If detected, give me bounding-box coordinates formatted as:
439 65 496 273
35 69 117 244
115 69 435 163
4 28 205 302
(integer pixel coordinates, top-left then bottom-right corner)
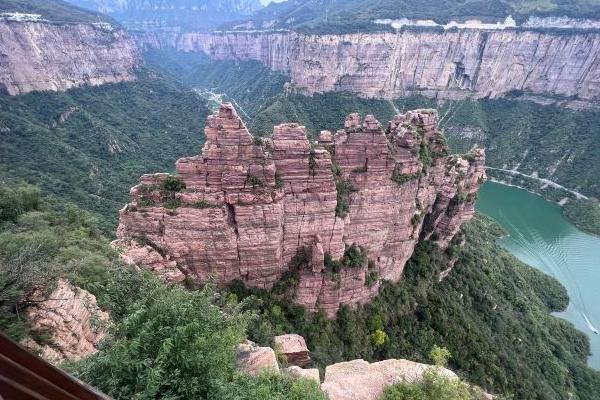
0 70 208 234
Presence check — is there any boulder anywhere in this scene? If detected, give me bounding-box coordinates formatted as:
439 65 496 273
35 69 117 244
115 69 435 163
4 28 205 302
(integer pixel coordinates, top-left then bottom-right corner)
236 340 279 375
274 334 311 367
284 366 320 383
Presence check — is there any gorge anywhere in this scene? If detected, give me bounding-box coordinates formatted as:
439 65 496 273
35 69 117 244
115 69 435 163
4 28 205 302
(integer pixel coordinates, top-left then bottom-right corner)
137 28 600 108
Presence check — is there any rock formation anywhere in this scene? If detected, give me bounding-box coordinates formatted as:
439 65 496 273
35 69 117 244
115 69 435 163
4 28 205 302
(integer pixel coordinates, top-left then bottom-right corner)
236 340 279 375
274 334 311 367
22 279 109 364
321 358 457 400
235 333 492 399
136 30 600 107
0 20 139 95
115 103 485 317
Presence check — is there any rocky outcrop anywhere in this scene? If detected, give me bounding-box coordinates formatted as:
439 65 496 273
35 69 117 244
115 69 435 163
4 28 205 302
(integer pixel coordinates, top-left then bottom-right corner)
235 333 491 398
284 365 320 382
137 29 600 106
274 334 310 367
22 279 109 364
116 102 485 316
321 358 457 400
0 20 139 95
236 340 279 375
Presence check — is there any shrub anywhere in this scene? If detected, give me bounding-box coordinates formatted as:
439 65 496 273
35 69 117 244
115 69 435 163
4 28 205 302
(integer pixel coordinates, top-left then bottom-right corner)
336 179 356 218
217 371 327 400
275 173 284 189
193 200 220 209
161 176 186 193
324 252 343 273
70 280 254 400
429 345 451 367
379 368 485 400
343 244 365 268
366 270 379 288
392 170 420 186
164 198 181 210
369 329 388 347
248 175 264 187
419 141 432 168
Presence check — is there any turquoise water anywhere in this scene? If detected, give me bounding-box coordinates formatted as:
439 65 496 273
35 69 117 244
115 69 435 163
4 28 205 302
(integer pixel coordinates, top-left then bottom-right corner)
476 181 600 370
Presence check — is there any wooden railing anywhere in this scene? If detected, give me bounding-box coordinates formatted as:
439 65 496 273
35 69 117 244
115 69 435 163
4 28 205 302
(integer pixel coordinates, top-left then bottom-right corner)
0 332 110 399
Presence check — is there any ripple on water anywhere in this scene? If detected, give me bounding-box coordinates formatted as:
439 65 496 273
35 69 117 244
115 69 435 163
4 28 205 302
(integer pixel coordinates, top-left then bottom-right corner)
476 181 600 370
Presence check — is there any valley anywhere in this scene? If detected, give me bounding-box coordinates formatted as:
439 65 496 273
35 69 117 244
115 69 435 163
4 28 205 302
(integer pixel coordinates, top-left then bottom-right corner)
2 0 600 399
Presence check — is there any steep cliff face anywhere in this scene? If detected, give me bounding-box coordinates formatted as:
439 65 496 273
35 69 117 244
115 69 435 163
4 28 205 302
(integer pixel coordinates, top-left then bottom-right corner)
0 20 139 95
137 29 600 104
115 103 485 316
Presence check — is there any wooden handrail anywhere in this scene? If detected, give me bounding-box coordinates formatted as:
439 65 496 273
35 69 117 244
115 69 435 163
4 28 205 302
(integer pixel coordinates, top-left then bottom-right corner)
0 332 111 400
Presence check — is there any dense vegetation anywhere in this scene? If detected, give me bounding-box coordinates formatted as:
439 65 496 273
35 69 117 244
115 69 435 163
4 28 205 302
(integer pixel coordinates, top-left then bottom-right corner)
0 183 117 340
564 198 600 237
230 0 600 32
229 216 600 399
0 0 113 23
0 70 208 234
0 184 326 399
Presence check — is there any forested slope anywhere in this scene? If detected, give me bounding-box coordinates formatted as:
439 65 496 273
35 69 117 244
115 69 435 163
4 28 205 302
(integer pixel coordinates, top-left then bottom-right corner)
0 70 208 234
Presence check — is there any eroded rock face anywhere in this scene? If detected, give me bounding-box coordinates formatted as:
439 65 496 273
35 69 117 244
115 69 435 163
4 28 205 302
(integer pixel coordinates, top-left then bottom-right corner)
116 103 485 316
22 279 109 364
136 30 600 106
274 334 310 367
0 21 139 96
321 359 457 400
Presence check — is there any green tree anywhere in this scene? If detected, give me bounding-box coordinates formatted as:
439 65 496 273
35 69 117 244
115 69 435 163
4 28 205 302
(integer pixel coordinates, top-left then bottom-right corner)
429 345 451 367
71 280 254 399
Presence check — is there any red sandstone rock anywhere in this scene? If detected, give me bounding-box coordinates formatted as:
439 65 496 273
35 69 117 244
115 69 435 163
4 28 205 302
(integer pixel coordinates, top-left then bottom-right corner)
274 334 311 367
116 103 485 317
22 279 109 363
321 359 457 400
236 340 279 375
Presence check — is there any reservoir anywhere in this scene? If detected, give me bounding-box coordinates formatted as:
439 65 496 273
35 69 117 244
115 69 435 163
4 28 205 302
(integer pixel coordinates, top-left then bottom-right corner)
476 181 600 370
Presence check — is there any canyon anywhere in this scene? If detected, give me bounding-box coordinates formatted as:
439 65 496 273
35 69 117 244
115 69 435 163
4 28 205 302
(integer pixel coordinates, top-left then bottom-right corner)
136 29 600 107
114 102 485 317
0 19 139 95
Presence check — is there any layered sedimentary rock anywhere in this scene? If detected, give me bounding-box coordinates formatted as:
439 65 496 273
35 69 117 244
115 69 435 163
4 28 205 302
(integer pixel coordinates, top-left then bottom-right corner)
137 29 600 105
22 279 109 363
115 102 485 316
0 20 139 95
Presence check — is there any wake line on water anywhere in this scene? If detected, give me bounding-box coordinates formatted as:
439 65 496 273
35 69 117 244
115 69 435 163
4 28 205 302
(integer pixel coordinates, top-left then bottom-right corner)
486 167 588 200
583 314 600 335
